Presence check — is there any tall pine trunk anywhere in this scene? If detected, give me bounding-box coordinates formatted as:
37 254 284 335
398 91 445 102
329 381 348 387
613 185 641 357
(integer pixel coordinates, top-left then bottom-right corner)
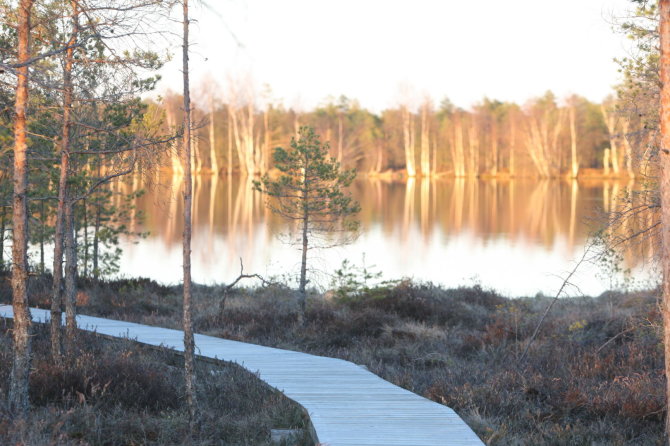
51 0 78 361
659 2 670 442
0 206 6 271
83 198 88 278
9 0 34 419
93 195 101 280
181 0 197 431
51 156 68 359
64 199 77 355
39 201 45 273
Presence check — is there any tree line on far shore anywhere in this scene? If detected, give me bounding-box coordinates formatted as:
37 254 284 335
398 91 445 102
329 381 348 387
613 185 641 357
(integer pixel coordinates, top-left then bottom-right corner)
158 87 639 180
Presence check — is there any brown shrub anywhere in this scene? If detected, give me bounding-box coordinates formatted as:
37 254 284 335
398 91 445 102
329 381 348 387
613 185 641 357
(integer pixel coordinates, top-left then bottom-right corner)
29 352 181 411
0 315 310 446
221 305 301 340
35 275 665 445
345 282 505 327
589 372 665 421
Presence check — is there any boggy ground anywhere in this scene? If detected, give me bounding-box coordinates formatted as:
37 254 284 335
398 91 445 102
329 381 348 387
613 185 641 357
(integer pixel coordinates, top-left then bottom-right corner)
0 286 311 445
1 273 664 445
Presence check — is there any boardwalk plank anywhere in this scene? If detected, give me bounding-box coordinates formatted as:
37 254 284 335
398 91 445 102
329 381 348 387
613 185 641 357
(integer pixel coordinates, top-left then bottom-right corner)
0 305 484 446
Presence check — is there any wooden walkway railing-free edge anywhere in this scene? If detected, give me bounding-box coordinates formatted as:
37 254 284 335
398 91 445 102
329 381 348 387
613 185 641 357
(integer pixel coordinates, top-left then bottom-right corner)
0 305 485 446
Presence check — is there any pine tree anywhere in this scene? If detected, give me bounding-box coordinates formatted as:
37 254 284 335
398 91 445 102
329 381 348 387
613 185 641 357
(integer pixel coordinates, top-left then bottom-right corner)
255 126 360 310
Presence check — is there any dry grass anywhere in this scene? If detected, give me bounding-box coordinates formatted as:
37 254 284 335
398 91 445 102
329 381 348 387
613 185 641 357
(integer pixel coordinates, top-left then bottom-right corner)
0 314 310 445
0 272 664 445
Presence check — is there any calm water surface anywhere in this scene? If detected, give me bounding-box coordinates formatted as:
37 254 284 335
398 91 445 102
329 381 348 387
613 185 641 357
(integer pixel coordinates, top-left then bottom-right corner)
115 175 656 297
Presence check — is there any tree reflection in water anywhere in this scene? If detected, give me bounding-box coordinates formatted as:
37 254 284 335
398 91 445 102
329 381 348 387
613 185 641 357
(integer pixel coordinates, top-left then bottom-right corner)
115 174 655 296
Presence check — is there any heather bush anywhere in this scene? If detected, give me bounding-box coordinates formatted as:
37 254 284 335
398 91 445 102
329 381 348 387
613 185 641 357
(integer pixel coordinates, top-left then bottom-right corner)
0 318 310 445
6 273 663 444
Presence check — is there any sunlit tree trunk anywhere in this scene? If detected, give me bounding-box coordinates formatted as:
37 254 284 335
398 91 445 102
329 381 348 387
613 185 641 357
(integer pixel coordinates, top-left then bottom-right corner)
569 102 579 178
227 109 233 176
166 175 179 241
244 102 256 174
550 109 565 176
193 173 201 228
192 131 201 173
447 125 461 178
602 104 621 176
450 115 465 177
456 116 465 177
228 91 260 176
181 0 197 430
337 112 343 164
420 103 430 176
401 106 416 177
658 1 670 441
509 115 516 177
526 116 549 177
375 144 384 173
467 119 479 177
525 119 543 177
253 105 264 174
525 105 565 178
9 0 34 419
263 105 270 174
209 98 219 174
490 121 498 176
368 142 383 175
166 103 183 175
228 103 247 174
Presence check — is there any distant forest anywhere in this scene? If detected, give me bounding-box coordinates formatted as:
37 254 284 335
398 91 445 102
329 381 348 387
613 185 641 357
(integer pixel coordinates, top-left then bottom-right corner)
156 88 642 179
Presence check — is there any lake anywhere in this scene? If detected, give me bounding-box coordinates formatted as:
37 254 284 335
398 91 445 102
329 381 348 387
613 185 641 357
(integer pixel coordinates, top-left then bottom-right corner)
114 174 657 297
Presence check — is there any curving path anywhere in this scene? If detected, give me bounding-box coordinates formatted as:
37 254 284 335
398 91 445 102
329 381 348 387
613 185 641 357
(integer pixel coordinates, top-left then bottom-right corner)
0 305 483 446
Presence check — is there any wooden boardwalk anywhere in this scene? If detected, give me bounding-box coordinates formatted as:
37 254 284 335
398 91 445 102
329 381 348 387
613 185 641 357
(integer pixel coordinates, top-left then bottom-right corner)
0 305 484 446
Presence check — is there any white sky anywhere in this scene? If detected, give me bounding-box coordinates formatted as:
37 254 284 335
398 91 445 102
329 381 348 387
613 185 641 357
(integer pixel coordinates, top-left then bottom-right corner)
156 0 636 112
